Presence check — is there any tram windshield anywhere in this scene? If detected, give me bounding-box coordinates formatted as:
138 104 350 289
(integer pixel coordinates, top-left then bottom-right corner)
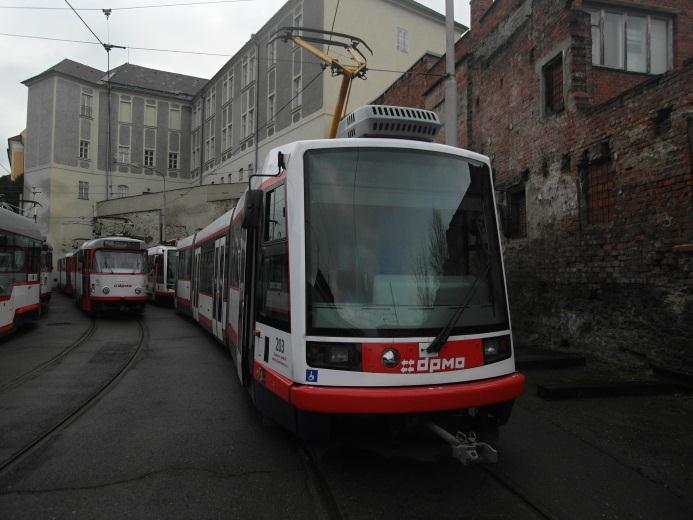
93 250 146 273
304 147 509 337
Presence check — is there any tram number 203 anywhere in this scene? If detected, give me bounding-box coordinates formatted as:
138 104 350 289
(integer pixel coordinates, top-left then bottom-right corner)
275 338 285 353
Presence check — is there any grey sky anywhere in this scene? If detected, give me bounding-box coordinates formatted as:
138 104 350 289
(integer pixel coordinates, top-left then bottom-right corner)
0 0 470 174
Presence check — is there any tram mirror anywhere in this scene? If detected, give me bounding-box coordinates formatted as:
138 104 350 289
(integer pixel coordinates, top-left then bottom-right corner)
242 189 264 230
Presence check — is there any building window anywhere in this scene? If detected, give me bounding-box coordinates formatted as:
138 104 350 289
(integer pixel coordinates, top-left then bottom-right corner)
79 139 90 160
168 152 179 170
241 90 254 141
267 35 277 67
144 101 157 127
586 7 671 74
267 67 276 129
117 185 129 198
117 145 130 164
293 5 302 35
80 93 92 117
239 167 244 181
193 100 202 129
396 27 409 53
119 99 132 123
508 189 527 238
205 90 216 118
192 129 200 168
78 181 89 200
249 48 256 84
144 149 155 168
169 105 181 130
222 104 233 151
544 54 564 114
227 72 234 102
586 161 614 224
205 117 215 162
292 47 302 121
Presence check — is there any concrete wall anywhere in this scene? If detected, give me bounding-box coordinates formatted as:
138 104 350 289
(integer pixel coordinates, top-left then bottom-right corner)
96 182 245 244
25 78 54 170
54 77 81 168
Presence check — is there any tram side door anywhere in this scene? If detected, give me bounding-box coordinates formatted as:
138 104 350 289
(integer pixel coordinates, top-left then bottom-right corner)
236 225 259 385
80 251 90 305
192 247 201 320
212 238 226 340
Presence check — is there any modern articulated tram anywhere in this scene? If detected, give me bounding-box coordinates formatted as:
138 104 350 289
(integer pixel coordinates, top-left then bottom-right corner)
176 106 525 440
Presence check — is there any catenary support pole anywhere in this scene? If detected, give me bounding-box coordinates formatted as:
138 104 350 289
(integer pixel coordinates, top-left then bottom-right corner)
445 0 457 147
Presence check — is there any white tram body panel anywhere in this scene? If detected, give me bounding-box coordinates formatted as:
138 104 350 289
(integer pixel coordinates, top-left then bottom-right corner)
0 207 42 336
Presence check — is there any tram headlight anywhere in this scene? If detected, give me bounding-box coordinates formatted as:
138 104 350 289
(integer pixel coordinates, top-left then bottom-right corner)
381 348 400 368
306 342 362 371
102 286 110 294
134 287 142 295
483 335 512 364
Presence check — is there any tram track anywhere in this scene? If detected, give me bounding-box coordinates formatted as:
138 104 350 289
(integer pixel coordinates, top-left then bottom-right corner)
300 444 344 520
478 464 560 520
0 318 149 476
300 437 562 520
0 317 97 395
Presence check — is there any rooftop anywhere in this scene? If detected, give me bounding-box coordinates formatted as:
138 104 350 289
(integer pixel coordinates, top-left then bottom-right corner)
23 58 208 101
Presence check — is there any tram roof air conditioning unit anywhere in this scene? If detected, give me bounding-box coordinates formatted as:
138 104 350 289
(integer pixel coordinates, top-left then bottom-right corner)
337 105 441 142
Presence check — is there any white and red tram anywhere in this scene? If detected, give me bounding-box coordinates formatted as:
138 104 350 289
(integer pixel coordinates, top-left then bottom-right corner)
73 237 148 314
57 251 75 295
146 245 177 305
0 207 42 337
177 107 525 438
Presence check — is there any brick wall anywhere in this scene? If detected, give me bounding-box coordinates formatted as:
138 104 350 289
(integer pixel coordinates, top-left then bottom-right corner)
371 0 693 368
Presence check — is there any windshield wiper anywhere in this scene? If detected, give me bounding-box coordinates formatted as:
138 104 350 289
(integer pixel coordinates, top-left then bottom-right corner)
426 264 490 355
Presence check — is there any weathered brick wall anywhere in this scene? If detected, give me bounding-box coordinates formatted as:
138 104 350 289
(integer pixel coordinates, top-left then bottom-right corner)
591 69 658 105
505 66 693 367
370 0 693 367
375 54 441 108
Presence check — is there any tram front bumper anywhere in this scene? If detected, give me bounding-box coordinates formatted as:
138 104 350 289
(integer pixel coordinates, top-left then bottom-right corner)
290 372 525 414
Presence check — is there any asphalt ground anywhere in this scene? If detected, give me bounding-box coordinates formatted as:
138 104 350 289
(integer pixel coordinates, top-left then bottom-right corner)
0 293 691 519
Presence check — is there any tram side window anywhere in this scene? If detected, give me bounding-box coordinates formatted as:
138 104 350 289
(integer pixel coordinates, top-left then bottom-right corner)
0 232 18 296
264 185 287 241
178 250 189 280
229 220 242 287
258 245 290 331
155 255 164 284
200 243 214 294
258 185 289 331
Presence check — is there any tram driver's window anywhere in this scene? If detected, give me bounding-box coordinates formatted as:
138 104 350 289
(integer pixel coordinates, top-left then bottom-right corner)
264 185 287 242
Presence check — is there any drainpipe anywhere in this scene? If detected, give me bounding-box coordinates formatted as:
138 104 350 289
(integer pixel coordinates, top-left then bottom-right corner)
253 34 260 177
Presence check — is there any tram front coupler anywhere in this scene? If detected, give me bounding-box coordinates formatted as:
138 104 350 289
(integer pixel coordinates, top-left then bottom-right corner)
426 422 498 465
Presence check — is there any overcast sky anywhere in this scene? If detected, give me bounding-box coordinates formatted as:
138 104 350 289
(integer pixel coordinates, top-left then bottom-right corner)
0 0 470 175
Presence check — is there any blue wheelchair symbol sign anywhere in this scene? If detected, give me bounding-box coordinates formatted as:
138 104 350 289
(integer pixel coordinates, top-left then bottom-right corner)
306 369 318 383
